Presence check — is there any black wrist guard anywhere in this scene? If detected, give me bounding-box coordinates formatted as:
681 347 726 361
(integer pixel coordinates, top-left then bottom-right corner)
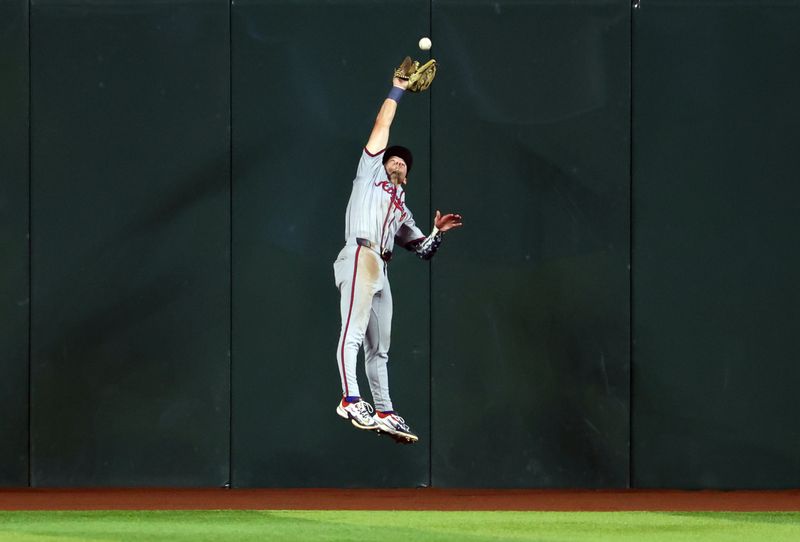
408 229 442 260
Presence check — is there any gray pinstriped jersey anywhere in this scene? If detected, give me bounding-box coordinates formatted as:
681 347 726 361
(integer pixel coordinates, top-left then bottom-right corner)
343 148 425 254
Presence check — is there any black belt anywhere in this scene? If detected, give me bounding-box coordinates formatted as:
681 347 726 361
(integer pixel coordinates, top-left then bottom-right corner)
356 238 392 262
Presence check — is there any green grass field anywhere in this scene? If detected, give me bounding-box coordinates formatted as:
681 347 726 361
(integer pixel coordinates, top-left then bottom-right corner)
1 511 799 542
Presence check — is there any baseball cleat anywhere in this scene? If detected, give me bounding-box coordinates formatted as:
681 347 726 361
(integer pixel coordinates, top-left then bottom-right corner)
336 398 379 431
374 412 418 444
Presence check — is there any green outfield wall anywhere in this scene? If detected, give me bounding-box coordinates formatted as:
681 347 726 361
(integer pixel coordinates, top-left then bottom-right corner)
1 0 798 488
631 0 800 489
429 0 631 488
28 0 231 486
0 0 30 487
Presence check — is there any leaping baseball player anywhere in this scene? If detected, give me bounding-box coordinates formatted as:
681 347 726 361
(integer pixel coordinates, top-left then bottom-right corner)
333 57 462 444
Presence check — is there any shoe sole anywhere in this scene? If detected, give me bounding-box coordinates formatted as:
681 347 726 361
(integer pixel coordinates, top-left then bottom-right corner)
376 421 419 442
336 404 379 431
377 429 418 444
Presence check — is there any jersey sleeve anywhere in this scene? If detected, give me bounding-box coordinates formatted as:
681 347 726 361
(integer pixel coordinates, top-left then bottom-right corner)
395 213 426 249
355 147 385 182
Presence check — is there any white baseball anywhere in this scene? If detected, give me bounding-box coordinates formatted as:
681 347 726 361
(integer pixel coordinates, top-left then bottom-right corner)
418 37 432 51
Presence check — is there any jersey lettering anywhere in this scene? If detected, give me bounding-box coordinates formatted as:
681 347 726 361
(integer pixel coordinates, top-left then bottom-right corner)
374 180 408 221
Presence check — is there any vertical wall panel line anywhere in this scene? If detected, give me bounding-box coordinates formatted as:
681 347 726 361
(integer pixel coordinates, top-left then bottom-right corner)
228 0 234 490
27 0 33 489
427 0 433 489
628 1 635 489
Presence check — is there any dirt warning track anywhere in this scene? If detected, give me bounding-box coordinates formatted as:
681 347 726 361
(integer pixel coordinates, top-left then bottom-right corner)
1 489 799 511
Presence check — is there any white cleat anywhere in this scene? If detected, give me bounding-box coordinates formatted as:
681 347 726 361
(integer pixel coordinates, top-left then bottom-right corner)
336 399 380 431
374 412 419 443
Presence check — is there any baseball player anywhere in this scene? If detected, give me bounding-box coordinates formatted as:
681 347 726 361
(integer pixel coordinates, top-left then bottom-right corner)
333 58 462 443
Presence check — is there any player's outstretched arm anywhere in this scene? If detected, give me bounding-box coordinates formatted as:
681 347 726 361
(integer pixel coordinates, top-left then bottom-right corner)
405 210 463 261
365 76 409 155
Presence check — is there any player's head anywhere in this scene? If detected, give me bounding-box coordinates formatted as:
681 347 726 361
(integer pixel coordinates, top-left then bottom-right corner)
383 145 413 185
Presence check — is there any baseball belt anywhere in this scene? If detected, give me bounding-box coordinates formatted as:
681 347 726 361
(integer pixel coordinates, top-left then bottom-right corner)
356 238 392 262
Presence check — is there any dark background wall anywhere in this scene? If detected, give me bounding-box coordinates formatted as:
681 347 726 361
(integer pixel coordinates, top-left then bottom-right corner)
1 0 798 488
28 0 231 486
0 0 30 487
632 0 800 489
430 0 631 488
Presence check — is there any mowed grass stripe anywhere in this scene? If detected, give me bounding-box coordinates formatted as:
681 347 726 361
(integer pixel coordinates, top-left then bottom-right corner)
0 511 798 541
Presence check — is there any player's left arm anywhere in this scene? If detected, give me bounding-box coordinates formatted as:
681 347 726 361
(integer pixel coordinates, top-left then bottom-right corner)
400 210 463 260
365 76 409 156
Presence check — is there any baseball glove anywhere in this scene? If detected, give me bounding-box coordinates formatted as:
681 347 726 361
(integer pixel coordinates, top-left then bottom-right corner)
394 56 437 92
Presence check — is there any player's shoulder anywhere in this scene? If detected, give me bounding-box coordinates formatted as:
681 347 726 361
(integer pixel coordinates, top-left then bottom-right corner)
355 147 385 181
364 146 385 156
361 146 386 163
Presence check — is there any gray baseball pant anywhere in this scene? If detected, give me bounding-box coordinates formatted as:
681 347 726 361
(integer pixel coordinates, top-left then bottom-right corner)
333 242 394 412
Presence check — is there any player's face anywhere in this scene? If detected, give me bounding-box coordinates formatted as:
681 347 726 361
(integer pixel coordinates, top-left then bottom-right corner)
385 156 408 186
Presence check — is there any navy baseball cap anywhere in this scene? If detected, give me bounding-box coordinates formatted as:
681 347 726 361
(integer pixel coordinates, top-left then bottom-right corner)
383 145 413 174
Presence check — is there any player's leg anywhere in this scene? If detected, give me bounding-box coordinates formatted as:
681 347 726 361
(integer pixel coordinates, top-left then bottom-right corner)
364 282 392 413
334 245 382 429
364 275 419 443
